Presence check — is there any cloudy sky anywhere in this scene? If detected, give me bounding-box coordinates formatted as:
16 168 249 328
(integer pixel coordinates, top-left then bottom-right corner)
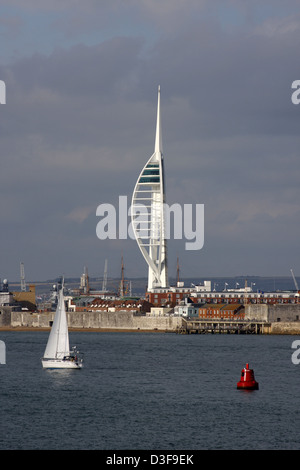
1 0 300 284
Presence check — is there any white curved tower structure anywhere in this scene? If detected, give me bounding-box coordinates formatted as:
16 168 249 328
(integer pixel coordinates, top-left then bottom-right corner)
131 86 168 291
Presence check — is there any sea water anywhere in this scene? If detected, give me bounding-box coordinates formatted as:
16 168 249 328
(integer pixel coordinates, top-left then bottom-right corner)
0 331 300 450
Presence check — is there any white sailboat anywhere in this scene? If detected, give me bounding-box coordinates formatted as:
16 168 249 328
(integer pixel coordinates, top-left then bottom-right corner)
41 285 83 369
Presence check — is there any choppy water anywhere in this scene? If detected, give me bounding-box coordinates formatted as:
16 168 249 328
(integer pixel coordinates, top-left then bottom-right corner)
0 331 300 450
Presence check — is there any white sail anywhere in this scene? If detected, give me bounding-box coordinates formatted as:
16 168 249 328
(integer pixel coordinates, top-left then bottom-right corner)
43 288 70 359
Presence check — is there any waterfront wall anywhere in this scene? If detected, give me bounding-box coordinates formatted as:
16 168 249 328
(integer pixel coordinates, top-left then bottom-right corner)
6 310 182 331
2 305 300 334
268 304 300 323
270 322 300 335
245 304 269 321
0 307 13 327
246 304 300 323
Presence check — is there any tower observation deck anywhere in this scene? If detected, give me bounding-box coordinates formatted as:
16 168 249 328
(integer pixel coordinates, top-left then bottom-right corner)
131 86 169 291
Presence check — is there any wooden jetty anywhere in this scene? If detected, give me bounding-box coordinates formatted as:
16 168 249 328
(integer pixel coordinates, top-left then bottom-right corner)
176 318 271 334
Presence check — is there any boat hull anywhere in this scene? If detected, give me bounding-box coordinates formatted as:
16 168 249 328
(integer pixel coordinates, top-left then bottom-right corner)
42 358 82 369
237 380 259 390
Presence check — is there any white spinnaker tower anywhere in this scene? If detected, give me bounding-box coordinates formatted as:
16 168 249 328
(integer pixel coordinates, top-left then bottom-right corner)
131 86 168 291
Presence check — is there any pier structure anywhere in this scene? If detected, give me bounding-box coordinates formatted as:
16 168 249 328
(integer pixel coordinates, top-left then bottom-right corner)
131 86 168 291
176 318 270 334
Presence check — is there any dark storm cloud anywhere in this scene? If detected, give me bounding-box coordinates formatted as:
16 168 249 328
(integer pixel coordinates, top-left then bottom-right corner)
0 1 300 281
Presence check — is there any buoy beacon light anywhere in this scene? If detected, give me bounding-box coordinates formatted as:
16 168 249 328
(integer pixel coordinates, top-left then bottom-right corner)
237 363 259 390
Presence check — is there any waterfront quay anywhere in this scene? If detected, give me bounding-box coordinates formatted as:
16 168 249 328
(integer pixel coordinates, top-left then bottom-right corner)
1 308 298 334
1 285 300 334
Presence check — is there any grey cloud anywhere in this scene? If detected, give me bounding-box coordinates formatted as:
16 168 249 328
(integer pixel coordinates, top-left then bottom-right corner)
1 3 300 281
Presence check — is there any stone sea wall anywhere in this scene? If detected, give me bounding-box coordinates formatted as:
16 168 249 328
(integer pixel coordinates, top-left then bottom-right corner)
6 310 182 331
270 322 300 335
2 305 300 334
246 304 300 323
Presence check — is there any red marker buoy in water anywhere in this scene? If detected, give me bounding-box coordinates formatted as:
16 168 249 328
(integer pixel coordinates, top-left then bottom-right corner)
237 363 259 390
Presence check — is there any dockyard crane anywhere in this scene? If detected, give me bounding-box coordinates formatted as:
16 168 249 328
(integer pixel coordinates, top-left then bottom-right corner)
84 266 90 294
119 256 125 297
290 269 299 291
102 259 108 292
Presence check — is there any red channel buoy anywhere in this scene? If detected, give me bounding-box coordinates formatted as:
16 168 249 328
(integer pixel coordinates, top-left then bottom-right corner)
237 363 259 390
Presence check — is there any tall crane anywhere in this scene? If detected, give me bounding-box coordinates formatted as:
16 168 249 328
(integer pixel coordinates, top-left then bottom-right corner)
176 256 180 285
102 259 108 292
119 256 125 297
291 269 299 291
20 262 26 292
84 266 90 294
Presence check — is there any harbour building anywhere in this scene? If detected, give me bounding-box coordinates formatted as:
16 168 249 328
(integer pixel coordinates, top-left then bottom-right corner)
131 86 168 291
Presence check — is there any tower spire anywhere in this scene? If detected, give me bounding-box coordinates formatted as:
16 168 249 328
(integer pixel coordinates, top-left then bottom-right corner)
154 85 162 155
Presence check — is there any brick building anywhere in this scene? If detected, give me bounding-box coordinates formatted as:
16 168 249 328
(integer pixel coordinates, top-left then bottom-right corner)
198 303 245 320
